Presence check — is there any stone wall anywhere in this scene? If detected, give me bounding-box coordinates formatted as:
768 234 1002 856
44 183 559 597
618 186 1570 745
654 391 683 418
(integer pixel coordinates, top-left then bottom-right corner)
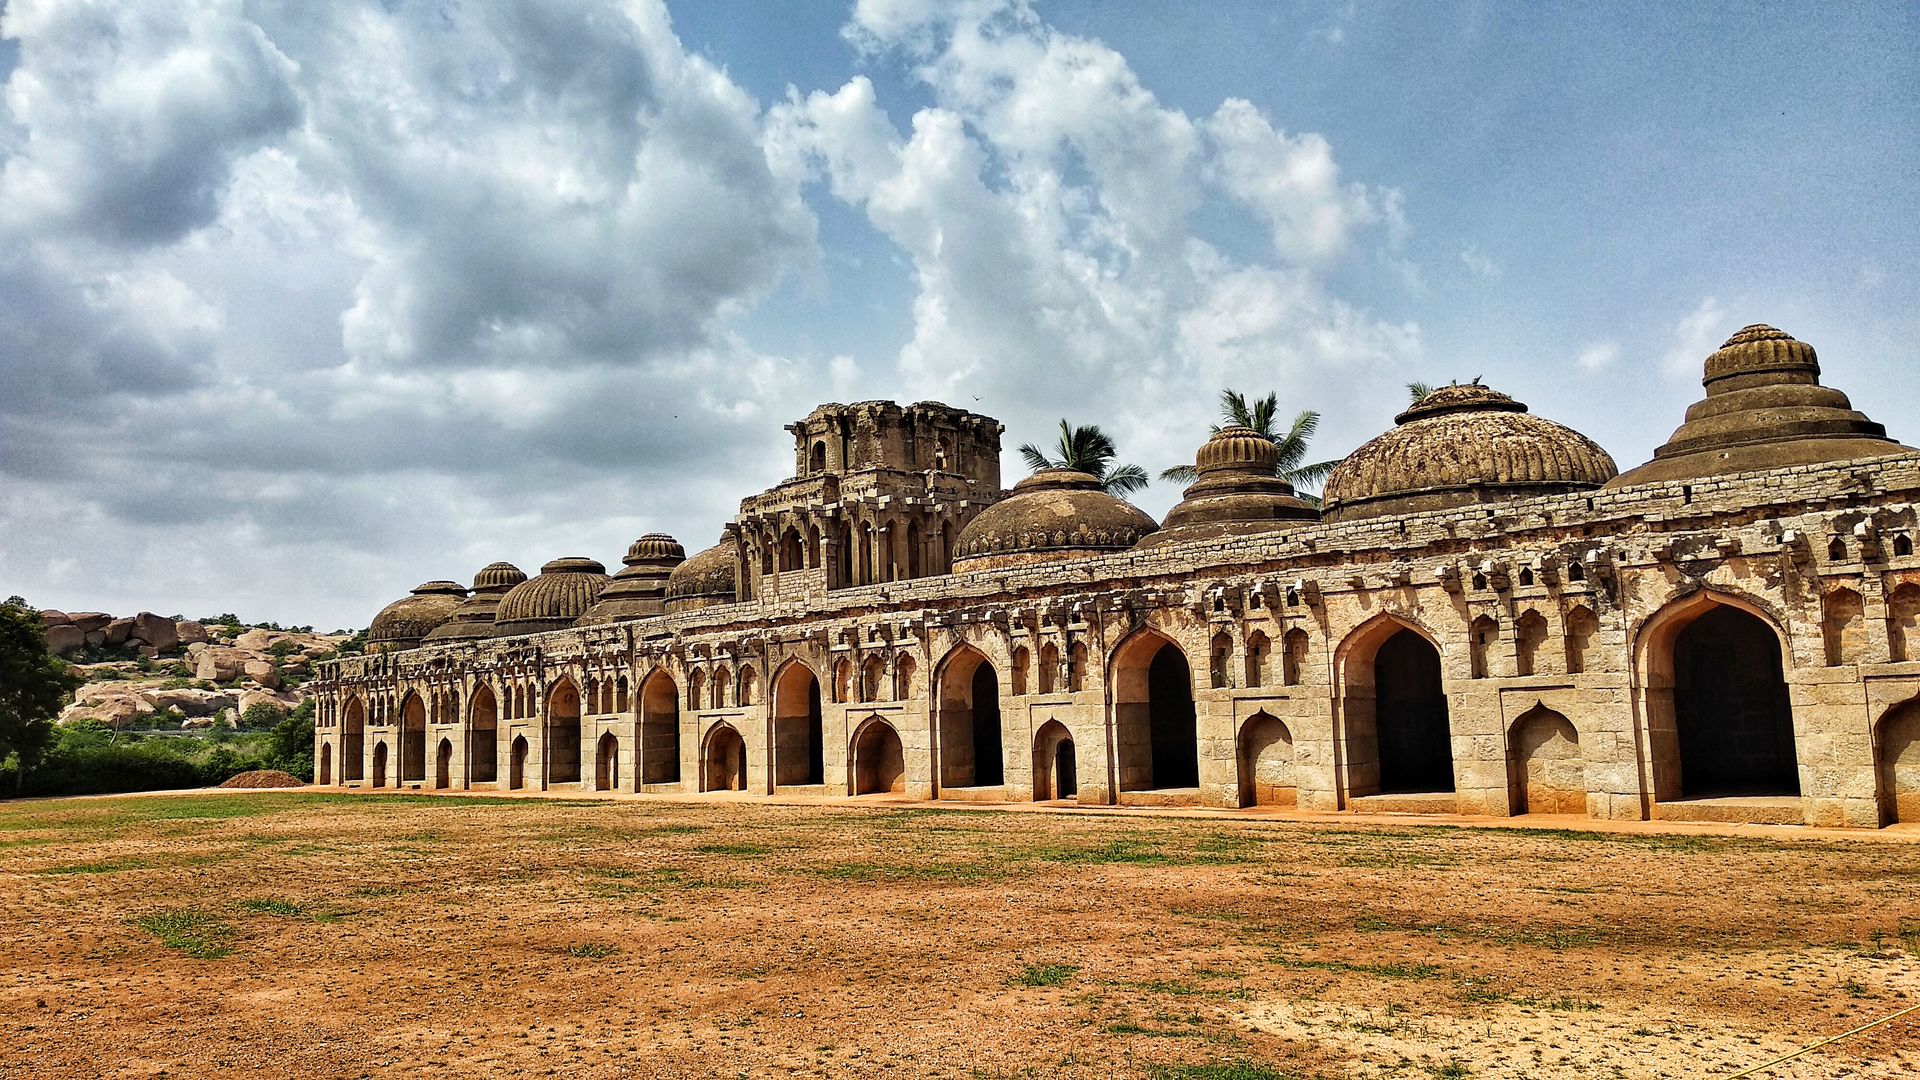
314 453 1920 828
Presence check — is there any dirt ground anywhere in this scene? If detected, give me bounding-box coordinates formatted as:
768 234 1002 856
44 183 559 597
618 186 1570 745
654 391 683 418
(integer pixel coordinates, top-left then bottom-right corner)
3 792 1919 1079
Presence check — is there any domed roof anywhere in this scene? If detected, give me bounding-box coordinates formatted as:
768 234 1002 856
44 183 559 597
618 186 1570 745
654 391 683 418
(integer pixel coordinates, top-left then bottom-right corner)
1322 384 1618 521
953 469 1159 569
665 527 741 610
368 580 467 652
492 557 610 637
583 533 687 624
1139 426 1318 548
1609 325 1911 488
425 562 527 642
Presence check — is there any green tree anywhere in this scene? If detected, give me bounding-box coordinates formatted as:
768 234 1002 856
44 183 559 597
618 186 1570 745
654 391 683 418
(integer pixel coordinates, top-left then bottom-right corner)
1158 390 1340 498
0 599 83 790
268 708 315 780
1018 419 1150 498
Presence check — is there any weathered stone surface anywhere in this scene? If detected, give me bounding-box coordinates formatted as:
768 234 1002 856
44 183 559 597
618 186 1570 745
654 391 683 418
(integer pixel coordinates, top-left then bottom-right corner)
67 612 112 634
196 646 250 682
176 620 209 645
148 689 237 717
104 618 135 646
83 630 106 647
243 660 282 690
133 612 179 652
45 624 85 655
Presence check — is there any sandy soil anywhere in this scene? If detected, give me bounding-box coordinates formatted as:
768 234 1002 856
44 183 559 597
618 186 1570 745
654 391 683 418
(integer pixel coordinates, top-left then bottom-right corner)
2 792 1918 1079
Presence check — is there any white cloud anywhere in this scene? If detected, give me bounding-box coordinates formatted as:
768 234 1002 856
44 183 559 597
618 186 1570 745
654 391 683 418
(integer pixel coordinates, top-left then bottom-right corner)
1661 296 1728 381
1576 340 1621 373
1459 244 1501 280
772 0 1418 505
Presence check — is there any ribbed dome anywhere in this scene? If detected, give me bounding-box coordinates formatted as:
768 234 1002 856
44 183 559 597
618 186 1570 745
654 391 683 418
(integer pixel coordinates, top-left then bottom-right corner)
1140 426 1318 548
1609 325 1911 488
953 469 1159 569
665 527 741 613
368 581 467 653
425 562 527 642
583 533 688 624
492 557 610 637
1322 384 1618 521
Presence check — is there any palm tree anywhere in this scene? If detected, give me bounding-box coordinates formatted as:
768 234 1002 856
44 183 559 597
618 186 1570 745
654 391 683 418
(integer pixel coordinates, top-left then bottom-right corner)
1019 419 1150 498
1159 390 1339 495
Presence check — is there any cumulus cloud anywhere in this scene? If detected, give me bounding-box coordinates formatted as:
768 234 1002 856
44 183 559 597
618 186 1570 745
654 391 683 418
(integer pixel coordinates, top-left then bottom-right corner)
770 0 1417 505
1661 296 1728 381
0 0 819 627
1576 341 1620 373
0 0 1420 628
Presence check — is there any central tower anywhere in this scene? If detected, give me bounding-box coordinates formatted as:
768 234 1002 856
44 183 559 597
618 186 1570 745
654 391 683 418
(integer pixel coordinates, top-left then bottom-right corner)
737 400 1004 601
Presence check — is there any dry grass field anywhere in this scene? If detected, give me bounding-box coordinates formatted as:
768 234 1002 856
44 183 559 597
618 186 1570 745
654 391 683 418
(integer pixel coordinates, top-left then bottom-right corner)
3 793 1919 1079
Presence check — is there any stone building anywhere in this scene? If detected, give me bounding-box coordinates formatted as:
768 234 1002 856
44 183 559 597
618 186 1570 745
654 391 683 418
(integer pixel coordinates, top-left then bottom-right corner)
316 330 1920 829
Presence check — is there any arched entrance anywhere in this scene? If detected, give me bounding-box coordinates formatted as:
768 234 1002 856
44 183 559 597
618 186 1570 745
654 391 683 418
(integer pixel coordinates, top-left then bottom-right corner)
1113 634 1199 792
772 663 824 787
318 742 332 786
1668 604 1798 797
1876 700 1920 824
1509 705 1585 815
640 670 681 786
852 718 906 795
372 742 389 788
1032 720 1076 801
936 645 1003 790
469 685 498 785
1375 629 1453 793
595 731 619 791
1238 712 1295 808
341 699 365 782
703 724 748 792
509 736 528 790
435 738 452 789
546 679 583 785
400 693 427 784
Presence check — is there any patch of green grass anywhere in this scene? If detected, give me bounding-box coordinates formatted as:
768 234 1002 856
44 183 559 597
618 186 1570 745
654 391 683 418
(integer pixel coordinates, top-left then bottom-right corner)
564 943 620 959
37 857 150 875
1427 1062 1471 1079
1023 840 1177 866
807 861 997 884
236 898 303 916
695 843 771 857
1147 1064 1295 1080
1011 962 1079 988
133 910 236 959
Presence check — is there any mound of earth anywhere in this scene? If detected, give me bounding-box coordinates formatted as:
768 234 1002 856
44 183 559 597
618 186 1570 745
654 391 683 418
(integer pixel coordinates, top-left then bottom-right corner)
217 770 306 789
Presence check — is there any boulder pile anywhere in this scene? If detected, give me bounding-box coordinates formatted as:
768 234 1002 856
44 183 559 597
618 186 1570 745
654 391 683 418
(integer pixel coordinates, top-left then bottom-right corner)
42 608 349 731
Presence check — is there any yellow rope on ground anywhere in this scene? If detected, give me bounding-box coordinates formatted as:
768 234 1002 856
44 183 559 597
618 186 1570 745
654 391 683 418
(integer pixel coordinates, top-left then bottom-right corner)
1724 1000 1920 1078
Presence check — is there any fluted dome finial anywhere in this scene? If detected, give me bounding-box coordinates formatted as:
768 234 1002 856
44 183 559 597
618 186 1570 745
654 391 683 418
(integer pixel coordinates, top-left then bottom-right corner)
1610 323 1910 488
584 533 688 624
1323 384 1617 521
427 562 528 642
1141 426 1317 548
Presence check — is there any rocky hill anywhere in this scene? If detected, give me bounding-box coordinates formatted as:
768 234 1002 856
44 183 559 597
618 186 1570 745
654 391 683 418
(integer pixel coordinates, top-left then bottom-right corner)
39 609 353 730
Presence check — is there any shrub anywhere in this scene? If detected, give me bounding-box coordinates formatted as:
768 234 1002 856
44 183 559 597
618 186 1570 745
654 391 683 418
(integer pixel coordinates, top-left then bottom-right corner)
240 701 289 730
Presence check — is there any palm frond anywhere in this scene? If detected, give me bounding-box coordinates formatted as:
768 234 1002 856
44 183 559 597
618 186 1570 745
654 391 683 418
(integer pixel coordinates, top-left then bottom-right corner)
1103 463 1150 498
1018 443 1057 473
1406 381 1433 403
1285 458 1339 489
1159 463 1198 484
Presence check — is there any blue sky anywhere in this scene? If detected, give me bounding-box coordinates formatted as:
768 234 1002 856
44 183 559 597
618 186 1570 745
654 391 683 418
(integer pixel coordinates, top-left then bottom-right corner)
0 0 1914 629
